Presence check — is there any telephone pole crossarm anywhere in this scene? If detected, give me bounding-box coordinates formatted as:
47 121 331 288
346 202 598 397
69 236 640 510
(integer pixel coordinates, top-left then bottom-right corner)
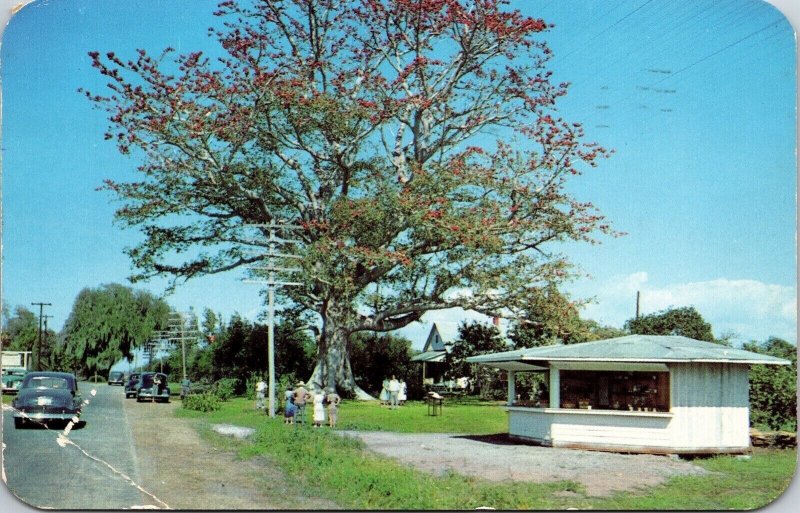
240 221 303 419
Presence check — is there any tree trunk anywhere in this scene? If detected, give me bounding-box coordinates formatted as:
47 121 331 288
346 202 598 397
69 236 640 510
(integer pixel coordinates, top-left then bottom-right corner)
307 308 375 400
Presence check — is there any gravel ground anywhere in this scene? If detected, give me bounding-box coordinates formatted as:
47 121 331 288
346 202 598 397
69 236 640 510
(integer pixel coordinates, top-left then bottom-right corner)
337 431 711 496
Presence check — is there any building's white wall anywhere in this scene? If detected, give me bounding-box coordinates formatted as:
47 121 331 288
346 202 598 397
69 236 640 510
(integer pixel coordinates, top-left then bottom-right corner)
508 408 673 449
509 408 553 441
550 411 672 448
669 363 750 449
507 363 752 453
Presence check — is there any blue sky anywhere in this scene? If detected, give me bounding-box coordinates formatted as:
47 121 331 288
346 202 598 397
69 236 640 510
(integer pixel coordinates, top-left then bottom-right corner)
1 0 796 349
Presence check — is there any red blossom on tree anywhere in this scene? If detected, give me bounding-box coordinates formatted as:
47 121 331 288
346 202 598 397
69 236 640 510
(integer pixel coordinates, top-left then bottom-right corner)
81 0 616 397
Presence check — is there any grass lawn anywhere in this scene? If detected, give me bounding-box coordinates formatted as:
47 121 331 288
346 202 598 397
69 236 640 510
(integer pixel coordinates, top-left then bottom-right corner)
337 396 508 433
176 397 797 510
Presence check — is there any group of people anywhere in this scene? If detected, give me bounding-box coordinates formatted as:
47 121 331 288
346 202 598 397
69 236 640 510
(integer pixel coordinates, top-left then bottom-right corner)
379 375 407 409
282 380 342 428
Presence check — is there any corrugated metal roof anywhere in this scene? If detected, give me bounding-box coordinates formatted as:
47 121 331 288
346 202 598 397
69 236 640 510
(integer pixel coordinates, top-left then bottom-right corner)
411 350 447 362
466 335 791 366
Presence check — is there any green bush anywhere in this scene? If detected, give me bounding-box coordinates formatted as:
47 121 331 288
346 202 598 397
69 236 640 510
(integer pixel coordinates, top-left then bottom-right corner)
182 392 222 412
278 372 298 402
212 378 238 401
744 338 797 431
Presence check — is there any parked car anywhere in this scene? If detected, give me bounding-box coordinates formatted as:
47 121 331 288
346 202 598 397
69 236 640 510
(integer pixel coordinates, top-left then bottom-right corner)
124 372 142 398
1 367 28 394
107 370 125 386
12 371 82 429
136 372 170 403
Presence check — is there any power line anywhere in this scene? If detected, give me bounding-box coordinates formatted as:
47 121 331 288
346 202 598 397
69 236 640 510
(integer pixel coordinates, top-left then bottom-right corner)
550 0 782 124
575 14 786 128
648 18 785 88
551 0 656 66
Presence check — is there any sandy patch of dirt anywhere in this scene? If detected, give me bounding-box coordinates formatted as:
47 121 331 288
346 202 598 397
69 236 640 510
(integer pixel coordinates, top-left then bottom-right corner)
124 398 338 509
338 431 710 497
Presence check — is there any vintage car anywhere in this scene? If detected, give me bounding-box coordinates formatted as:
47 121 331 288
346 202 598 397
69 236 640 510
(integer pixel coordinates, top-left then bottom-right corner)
136 372 170 402
124 372 142 398
1 367 28 394
108 370 125 386
12 371 82 428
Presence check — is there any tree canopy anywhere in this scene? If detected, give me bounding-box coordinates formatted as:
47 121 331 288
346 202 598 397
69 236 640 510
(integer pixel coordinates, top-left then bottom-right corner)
446 321 507 373
83 0 614 394
58 284 170 376
349 331 419 398
1 305 38 353
624 306 714 342
509 284 625 347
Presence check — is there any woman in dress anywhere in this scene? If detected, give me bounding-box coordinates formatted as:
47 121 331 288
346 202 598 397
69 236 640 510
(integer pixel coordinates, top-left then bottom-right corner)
284 396 297 424
312 389 326 427
379 378 390 406
398 379 407 406
326 388 341 428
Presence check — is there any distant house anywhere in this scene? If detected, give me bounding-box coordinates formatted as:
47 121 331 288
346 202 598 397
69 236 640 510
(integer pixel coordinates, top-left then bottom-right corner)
410 323 461 387
467 334 790 454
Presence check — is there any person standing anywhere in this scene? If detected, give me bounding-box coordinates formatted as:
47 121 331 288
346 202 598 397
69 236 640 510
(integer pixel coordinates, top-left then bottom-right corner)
180 377 191 400
388 375 400 410
312 389 326 428
398 379 407 406
284 395 297 424
326 388 341 428
255 377 267 410
379 378 390 406
294 381 309 424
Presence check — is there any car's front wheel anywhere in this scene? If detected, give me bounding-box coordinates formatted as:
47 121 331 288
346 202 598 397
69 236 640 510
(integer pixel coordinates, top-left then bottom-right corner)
14 417 25 429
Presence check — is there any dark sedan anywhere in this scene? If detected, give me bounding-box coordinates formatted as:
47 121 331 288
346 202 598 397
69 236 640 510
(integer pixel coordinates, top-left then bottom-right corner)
12 372 82 429
136 372 170 402
108 370 125 386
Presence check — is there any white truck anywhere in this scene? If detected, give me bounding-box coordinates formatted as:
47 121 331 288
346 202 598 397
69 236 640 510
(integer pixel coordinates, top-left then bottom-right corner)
2 351 32 394
2 351 32 369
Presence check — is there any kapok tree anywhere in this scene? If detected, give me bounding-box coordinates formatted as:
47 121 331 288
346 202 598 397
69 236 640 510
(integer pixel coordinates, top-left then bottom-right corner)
83 0 614 397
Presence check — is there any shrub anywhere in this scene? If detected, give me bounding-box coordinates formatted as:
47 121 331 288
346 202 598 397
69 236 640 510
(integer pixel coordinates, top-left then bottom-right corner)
212 378 238 401
278 372 298 399
182 392 221 412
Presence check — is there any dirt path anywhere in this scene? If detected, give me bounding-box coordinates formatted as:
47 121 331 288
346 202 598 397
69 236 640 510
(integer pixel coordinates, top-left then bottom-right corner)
124 398 338 510
338 431 710 497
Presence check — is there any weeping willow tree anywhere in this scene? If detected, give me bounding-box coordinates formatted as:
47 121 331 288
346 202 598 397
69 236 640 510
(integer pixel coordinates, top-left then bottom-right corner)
58 284 170 376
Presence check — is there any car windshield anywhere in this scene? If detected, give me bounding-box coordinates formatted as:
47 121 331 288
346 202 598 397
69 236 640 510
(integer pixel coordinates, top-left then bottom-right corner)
25 376 70 390
110 372 123 379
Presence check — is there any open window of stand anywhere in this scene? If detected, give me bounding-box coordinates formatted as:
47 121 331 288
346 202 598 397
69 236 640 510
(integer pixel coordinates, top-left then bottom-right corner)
559 370 670 412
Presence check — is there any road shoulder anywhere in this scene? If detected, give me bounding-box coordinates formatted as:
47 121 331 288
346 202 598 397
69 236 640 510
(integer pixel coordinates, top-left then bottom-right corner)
124 397 339 509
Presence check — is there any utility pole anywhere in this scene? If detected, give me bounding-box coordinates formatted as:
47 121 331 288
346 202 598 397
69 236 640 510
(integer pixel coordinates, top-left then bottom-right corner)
166 311 199 382
244 221 302 419
635 291 641 320
30 302 51 371
150 311 199 381
42 315 53 369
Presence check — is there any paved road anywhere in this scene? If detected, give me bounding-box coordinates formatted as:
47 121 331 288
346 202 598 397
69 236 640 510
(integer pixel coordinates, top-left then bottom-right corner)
2 382 161 509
